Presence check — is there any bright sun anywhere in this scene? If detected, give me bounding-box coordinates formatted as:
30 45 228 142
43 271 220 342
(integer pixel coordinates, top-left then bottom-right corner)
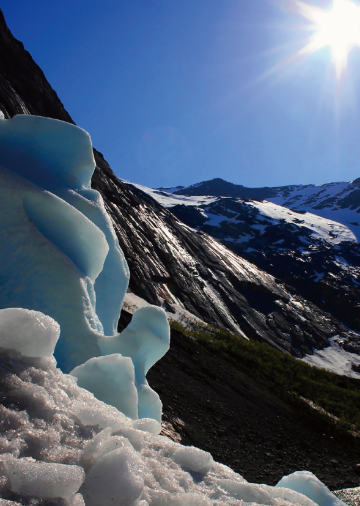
297 0 360 77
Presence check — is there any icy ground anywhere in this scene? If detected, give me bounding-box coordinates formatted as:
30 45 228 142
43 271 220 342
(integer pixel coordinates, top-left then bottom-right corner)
0 308 347 506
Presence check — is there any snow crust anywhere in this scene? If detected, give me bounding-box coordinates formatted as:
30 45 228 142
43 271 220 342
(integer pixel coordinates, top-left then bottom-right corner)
0 455 85 501
0 308 59 358
0 318 346 505
302 338 360 379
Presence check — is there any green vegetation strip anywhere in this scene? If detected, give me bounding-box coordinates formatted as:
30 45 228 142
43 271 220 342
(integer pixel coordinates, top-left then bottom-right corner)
170 321 360 430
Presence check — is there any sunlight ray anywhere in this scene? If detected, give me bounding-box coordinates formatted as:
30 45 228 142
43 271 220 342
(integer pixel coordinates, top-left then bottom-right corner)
297 0 360 77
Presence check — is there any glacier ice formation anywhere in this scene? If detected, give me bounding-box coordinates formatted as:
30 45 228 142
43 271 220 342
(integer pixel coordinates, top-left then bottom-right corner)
0 115 347 505
0 308 346 505
0 115 169 423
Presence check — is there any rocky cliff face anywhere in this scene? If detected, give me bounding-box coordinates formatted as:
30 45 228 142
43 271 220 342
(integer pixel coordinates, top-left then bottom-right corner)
1 8 359 357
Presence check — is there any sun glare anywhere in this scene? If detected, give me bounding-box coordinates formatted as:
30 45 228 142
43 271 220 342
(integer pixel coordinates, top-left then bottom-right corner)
297 0 360 77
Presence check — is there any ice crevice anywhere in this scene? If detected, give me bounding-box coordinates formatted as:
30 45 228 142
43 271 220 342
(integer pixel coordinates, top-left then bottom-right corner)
0 115 347 506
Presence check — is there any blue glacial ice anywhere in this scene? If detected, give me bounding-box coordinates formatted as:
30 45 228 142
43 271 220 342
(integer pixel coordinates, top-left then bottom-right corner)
0 115 169 422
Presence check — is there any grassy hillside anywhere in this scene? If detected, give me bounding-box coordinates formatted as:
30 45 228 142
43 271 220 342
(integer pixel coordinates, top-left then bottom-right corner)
170 320 360 431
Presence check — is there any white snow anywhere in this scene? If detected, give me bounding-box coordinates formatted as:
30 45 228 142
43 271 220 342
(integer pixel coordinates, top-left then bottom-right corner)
0 454 85 501
250 201 357 245
0 325 345 505
124 181 218 208
0 308 59 358
302 338 360 379
127 181 358 246
123 292 207 328
268 181 360 242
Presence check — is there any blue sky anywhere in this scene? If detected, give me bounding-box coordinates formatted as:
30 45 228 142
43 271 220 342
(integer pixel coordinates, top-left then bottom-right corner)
3 0 360 188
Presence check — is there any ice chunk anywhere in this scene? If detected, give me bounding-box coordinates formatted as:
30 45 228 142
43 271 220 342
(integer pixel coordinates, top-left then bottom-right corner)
71 354 138 419
112 427 147 452
23 191 109 281
99 306 170 421
0 115 131 371
132 418 161 435
172 446 214 475
81 428 131 469
100 306 170 379
276 471 346 505
137 383 163 422
0 454 84 501
0 308 59 357
71 494 86 506
82 448 144 506
0 115 169 423
0 163 102 371
264 484 318 506
0 115 95 190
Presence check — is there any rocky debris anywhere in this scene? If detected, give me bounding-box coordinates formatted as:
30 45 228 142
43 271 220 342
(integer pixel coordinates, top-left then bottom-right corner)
333 487 360 506
351 363 360 373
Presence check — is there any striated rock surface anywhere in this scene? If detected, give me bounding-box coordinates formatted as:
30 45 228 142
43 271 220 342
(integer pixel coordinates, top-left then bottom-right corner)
147 182 360 336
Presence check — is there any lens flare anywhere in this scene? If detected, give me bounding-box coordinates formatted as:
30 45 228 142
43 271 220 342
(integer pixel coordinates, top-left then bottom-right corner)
297 0 360 77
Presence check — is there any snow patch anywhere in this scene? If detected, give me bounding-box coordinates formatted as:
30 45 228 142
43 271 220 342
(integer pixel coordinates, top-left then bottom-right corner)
302 338 360 378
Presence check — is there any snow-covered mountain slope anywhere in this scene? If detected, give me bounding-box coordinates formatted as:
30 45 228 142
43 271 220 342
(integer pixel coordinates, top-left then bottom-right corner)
131 181 358 245
140 182 360 334
165 177 360 241
302 337 360 379
268 180 360 241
